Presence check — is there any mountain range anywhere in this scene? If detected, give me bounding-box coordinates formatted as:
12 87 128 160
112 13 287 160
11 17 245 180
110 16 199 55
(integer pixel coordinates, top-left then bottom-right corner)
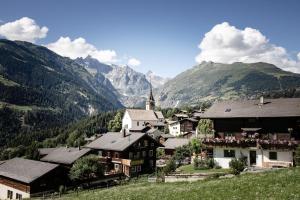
1 39 300 125
75 56 168 107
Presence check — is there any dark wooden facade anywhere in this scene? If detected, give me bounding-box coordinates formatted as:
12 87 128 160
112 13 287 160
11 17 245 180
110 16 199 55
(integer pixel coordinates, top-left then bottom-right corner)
212 117 300 140
180 119 197 133
0 167 64 195
97 135 159 177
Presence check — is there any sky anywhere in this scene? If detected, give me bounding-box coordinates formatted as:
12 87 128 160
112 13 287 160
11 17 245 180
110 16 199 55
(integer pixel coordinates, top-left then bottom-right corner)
0 0 300 77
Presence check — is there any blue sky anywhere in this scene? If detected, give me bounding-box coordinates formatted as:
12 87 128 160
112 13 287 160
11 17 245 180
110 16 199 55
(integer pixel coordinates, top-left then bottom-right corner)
0 0 300 77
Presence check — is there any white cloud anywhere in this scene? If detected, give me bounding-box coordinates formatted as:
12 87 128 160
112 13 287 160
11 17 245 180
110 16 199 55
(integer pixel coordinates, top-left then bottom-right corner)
0 17 48 43
195 22 300 73
46 37 117 64
128 58 141 67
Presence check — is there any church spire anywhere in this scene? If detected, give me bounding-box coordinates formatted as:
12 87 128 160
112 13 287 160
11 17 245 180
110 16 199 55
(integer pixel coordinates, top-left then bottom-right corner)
146 79 155 110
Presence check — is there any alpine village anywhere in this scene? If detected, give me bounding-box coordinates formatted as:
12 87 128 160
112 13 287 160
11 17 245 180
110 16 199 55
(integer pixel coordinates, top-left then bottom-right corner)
1 1 300 200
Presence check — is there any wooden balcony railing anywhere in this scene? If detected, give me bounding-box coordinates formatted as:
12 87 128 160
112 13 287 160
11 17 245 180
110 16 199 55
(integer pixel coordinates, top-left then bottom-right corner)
202 138 299 150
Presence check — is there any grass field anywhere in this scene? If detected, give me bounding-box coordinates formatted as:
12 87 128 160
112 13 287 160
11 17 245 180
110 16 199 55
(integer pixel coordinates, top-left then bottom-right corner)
177 164 229 174
56 167 300 200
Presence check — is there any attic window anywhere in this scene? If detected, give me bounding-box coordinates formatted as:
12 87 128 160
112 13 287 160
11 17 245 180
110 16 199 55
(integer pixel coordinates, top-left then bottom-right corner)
225 108 231 112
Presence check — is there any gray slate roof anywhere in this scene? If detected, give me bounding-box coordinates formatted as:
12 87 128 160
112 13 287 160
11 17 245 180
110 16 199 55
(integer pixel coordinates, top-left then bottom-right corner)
86 132 146 151
38 148 57 156
163 138 190 150
160 134 175 139
154 111 164 119
40 147 91 165
126 109 163 121
0 158 58 184
202 98 300 118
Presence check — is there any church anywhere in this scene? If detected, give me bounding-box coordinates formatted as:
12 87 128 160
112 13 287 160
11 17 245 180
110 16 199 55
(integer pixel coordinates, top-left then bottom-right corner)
122 84 165 132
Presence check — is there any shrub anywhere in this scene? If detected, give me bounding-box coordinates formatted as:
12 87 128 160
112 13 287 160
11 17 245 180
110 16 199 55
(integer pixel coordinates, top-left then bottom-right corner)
193 157 215 170
294 146 300 166
69 155 104 181
163 158 176 174
229 158 246 175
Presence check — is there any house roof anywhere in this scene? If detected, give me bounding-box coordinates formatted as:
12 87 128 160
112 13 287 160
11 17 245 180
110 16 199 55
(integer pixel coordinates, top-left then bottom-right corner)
173 113 188 118
163 138 190 150
159 134 175 139
40 147 91 165
86 132 163 151
126 109 160 121
202 98 300 118
154 111 164 119
38 148 57 156
0 158 58 184
146 128 163 139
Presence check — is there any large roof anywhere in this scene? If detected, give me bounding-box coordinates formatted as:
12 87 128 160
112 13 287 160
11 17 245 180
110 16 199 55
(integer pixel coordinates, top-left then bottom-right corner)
154 111 164 119
38 147 57 156
163 138 190 150
86 132 162 151
40 147 91 165
202 98 300 118
86 132 145 151
126 109 164 121
0 158 58 184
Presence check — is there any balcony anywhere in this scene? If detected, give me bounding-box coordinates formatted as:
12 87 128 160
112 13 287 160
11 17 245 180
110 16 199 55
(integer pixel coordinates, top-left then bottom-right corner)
202 137 299 150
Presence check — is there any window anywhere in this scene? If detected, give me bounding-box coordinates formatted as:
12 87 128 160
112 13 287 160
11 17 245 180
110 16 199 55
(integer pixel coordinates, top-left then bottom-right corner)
149 150 153 157
98 151 102 157
129 152 133 159
137 165 141 172
7 190 13 199
224 149 235 158
137 121 140 126
142 151 146 157
136 152 140 159
269 152 277 160
114 164 120 171
149 160 154 167
144 140 149 147
131 166 136 172
16 193 22 200
151 143 154 147
115 152 119 158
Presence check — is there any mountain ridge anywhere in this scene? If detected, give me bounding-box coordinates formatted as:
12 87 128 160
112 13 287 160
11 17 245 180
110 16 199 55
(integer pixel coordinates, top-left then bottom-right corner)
156 61 300 108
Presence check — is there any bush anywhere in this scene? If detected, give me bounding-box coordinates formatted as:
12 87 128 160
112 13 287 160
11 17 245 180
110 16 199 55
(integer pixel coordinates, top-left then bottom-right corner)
193 157 215 170
229 158 246 175
69 155 104 181
294 146 300 166
163 158 176 174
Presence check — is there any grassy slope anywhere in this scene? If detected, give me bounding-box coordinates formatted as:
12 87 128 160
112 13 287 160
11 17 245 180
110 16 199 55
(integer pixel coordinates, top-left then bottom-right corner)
58 168 300 200
178 164 229 174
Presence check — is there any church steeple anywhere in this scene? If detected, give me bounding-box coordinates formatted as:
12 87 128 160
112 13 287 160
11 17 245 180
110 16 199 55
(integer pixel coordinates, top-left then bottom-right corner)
146 80 155 110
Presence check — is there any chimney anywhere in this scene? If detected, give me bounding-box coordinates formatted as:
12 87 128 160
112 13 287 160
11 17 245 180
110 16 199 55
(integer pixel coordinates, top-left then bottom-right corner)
122 129 126 137
260 96 264 105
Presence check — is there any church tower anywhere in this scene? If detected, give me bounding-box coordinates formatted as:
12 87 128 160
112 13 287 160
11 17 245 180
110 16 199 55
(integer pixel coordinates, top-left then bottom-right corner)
146 81 155 110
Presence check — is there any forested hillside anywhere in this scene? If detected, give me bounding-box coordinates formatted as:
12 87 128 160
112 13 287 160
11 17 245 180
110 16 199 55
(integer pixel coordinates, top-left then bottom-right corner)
0 39 123 154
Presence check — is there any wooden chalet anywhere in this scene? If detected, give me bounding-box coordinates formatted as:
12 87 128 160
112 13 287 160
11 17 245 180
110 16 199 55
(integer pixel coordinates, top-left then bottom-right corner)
86 130 163 177
163 138 190 156
201 97 300 168
0 158 63 199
